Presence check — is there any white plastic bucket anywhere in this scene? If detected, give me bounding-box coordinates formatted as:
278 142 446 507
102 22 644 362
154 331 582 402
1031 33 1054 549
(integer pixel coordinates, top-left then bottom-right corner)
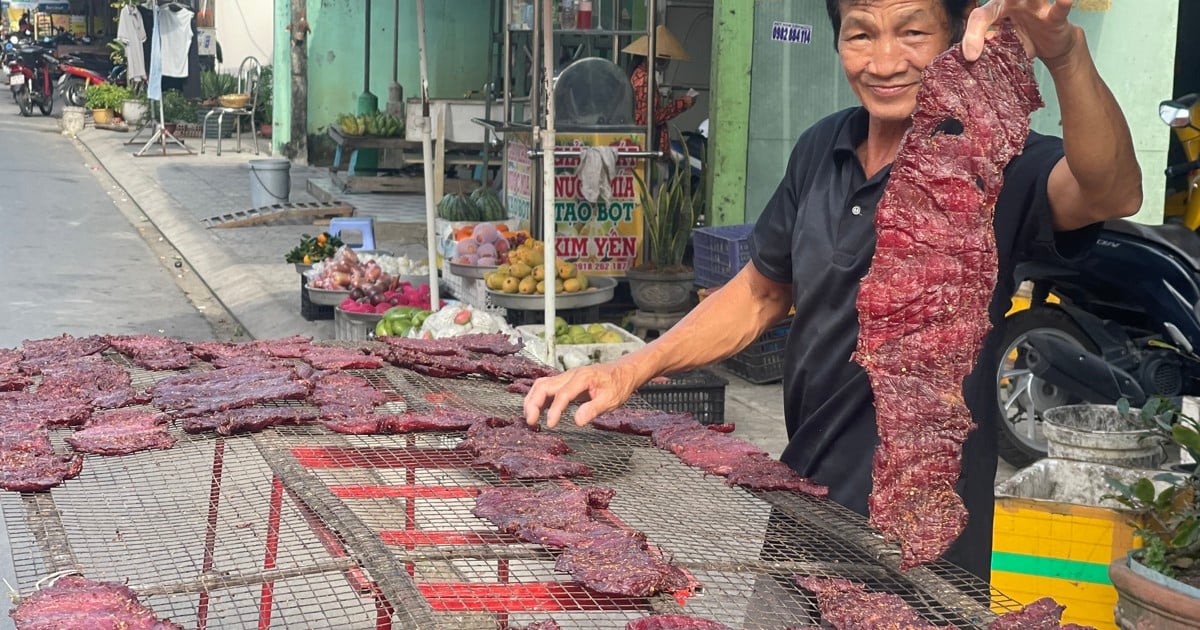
1042 404 1167 468
248 158 291 208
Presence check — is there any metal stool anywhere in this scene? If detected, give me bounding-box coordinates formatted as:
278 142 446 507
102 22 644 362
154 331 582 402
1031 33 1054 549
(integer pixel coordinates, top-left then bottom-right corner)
328 217 376 251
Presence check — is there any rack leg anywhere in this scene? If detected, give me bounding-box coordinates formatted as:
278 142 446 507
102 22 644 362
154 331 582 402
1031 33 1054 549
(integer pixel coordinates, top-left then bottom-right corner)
196 438 227 630
258 475 285 629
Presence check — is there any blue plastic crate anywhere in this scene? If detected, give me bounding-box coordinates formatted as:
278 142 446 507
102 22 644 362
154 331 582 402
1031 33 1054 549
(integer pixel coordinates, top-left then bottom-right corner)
721 317 791 384
692 224 754 288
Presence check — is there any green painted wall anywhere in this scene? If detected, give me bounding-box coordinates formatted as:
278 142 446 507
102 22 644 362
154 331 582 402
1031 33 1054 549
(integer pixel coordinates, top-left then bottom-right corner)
707 0 753 227
304 0 494 138
272 0 291 156
1028 2 1179 225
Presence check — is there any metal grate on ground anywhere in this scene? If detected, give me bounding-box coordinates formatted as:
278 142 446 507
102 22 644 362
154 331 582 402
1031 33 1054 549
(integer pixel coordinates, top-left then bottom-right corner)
2 347 1022 629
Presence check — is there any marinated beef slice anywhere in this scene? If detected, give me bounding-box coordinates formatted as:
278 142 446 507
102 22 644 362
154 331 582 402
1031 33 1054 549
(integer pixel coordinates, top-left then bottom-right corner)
150 364 311 417
9 575 182 630
989 597 1093 630
454 333 525 356
460 419 588 479
106 334 193 370
794 576 945 630
592 408 699 435
299 345 383 370
625 615 733 630
0 391 91 428
65 408 176 456
852 22 1043 568
554 528 691 596
36 355 142 411
18 334 108 375
651 424 768 476
0 418 83 492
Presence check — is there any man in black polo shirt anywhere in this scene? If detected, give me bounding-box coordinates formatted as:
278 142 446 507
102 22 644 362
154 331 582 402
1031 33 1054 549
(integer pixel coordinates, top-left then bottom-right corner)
524 0 1141 579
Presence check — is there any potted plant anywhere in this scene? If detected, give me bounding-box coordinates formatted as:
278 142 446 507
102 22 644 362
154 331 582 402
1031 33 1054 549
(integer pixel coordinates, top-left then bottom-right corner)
84 83 130 126
198 69 239 138
122 84 148 125
1106 397 1200 627
160 89 196 134
256 65 273 139
628 138 703 313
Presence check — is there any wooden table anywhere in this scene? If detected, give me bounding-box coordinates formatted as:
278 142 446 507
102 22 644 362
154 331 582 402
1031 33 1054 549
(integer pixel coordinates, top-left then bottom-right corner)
327 126 499 194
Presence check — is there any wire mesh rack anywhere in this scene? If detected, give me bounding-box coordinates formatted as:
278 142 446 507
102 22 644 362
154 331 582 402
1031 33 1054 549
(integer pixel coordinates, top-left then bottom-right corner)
1 347 1023 629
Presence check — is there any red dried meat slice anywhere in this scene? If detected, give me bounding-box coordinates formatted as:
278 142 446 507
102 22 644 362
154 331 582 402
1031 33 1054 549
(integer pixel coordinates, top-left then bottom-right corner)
252 335 313 358
9 574 182 629
0 372 31 392
555 528 692 597
506 379 535 394
212 407 318 435
651 424 768 475
381 407 494 433
853 22 1043 568
473 447 593 479
723 455 829 496
151 364 311 417
381 336 469 357
0 447 83 492
0 391 92 428
106 334 193 370
472 486 615 537
65 408 176 456
310 373 389 409
455 333 524 356
0 420 52 452
626 615 733 630
18 334 109 375
300 345 384 370
319 410 403 435
989 597 1091 630
515 622 562 630
477 354 558 381
794 576 945 630
0 347 21 372
37 355 142 410
592 408 699 435
387 347 478 378
459 420 572 456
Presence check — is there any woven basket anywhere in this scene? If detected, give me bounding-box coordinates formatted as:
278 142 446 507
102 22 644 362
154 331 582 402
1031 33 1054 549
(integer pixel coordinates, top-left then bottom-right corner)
218 93 250 109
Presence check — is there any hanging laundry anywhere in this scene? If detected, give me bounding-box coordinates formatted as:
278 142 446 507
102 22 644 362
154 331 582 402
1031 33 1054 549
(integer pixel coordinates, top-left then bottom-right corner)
158 4 195 78
118 6 147 84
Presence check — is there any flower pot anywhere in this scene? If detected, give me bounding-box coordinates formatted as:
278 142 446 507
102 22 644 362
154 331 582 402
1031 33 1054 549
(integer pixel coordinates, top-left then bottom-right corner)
122 99 147 124
1111 553 1200 629
92 108 114 126
260 122 273 139
163 122 178 135
626 267 695 314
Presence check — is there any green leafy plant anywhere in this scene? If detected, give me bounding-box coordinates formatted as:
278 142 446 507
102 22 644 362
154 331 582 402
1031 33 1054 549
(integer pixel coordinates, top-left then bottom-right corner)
107 39 125 66
632 133 702 272
1105 397 1200 579
160 89 197 123
256 65 273 125
200 70 239 101
83 83 130 110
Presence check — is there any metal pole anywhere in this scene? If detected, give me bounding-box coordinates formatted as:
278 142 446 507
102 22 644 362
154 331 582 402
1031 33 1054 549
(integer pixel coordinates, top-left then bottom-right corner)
646 0 656 153
417 0 440 310
540 0 556 364
393 0 400 84
364 0 372 92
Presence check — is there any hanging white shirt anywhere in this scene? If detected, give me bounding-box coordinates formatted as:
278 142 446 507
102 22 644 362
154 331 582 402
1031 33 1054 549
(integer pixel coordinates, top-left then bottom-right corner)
117 6 147 83
158 6 194 78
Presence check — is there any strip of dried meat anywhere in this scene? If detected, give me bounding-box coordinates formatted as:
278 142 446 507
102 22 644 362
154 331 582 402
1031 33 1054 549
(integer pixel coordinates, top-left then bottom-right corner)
555 528 691 597
381 336 469 357
506 379 535 394
853 22 1042 569
0 418 82 492
0 391 92 428
151 364 310 417
626 615 733 630
320 413 388 435
380 407 494 433
455 333 524 356
65 409 176 456
0 372 31 392
252 335 314 358
459 419 572 456
651 424 768 476
300 345 383 370
10 574 182 629
37 355 142 410
310 373 390 409
515 621 562 630
592 408 699 435
988 597 1089 630
794 576 945 630
0 347 21 372
107 334 193 370
18 334 108 375
477 354 558 382
387 347 478 378
724 455 829 496
472 486 615 537
473 448 593 479
213 407 318 435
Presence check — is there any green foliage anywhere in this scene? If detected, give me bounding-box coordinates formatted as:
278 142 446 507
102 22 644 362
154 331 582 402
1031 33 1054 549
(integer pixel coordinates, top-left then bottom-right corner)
83 83 130 110
1105 397 1200 578
199 70 239 100
160 89 196 123
107 39 125 66
632 132 703 271
255 65 273 124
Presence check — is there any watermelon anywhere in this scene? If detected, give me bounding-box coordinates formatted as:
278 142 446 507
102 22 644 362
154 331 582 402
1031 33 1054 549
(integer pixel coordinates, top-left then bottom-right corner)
470 186 507 221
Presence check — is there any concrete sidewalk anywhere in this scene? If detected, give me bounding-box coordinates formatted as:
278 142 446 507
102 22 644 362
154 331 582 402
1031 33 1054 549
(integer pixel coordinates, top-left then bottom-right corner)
72 123 793 458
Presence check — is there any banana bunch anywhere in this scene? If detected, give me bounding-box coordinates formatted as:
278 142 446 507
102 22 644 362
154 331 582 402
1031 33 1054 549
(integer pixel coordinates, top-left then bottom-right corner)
337 112 404 137
337 113 366 136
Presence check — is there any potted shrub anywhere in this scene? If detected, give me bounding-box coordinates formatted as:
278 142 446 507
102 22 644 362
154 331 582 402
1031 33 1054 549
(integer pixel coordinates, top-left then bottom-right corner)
256 65 273 139
160 89 196 134
627 138 703 313
1106 397 1200 628
122 84 148 125
84 83 129 126
198 69 239 138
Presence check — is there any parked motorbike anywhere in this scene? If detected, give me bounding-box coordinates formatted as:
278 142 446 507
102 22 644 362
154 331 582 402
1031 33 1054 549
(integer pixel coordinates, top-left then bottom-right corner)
57 53 122 108
8 42 57 116
993 95 1200 467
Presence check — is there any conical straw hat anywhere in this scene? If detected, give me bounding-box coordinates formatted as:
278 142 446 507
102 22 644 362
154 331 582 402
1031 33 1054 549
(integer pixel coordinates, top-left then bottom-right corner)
622 25 690 61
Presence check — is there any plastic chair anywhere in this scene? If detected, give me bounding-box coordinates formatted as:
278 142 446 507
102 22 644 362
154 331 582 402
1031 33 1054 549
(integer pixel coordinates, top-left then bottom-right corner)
201 56 261 156
329 217 376 251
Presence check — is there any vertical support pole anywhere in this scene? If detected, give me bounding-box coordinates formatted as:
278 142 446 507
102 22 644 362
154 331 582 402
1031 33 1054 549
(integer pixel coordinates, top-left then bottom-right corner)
417 0 441 310
707 0 753 225
258 476 285 630
541 0 557 364
288 0 309 164
195 438 226 630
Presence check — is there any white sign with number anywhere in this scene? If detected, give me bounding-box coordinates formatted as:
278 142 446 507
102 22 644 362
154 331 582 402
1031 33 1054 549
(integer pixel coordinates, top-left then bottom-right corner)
9 74 25 86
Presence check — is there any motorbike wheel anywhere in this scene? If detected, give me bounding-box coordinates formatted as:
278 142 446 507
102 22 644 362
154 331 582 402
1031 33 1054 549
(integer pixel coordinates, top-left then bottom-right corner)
15 84 31 117
37 91 52 116
994 306 1099 468
62 77 85 108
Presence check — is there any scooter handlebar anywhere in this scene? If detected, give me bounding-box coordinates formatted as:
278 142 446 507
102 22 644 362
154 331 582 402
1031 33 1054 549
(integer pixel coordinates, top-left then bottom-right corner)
1165 159 1200 178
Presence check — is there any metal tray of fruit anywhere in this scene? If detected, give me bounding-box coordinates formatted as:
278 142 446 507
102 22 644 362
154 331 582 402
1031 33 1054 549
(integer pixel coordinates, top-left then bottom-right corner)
306 286 351 306
335 306 385 323
486 275 617 310
448 261 499 280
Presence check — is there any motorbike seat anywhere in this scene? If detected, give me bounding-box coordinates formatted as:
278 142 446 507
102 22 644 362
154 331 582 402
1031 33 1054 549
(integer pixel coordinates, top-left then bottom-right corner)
1105 219 1200 270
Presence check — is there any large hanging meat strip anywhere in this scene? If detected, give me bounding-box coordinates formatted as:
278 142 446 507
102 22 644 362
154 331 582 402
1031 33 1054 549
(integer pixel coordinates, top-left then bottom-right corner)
854 22 1043 568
